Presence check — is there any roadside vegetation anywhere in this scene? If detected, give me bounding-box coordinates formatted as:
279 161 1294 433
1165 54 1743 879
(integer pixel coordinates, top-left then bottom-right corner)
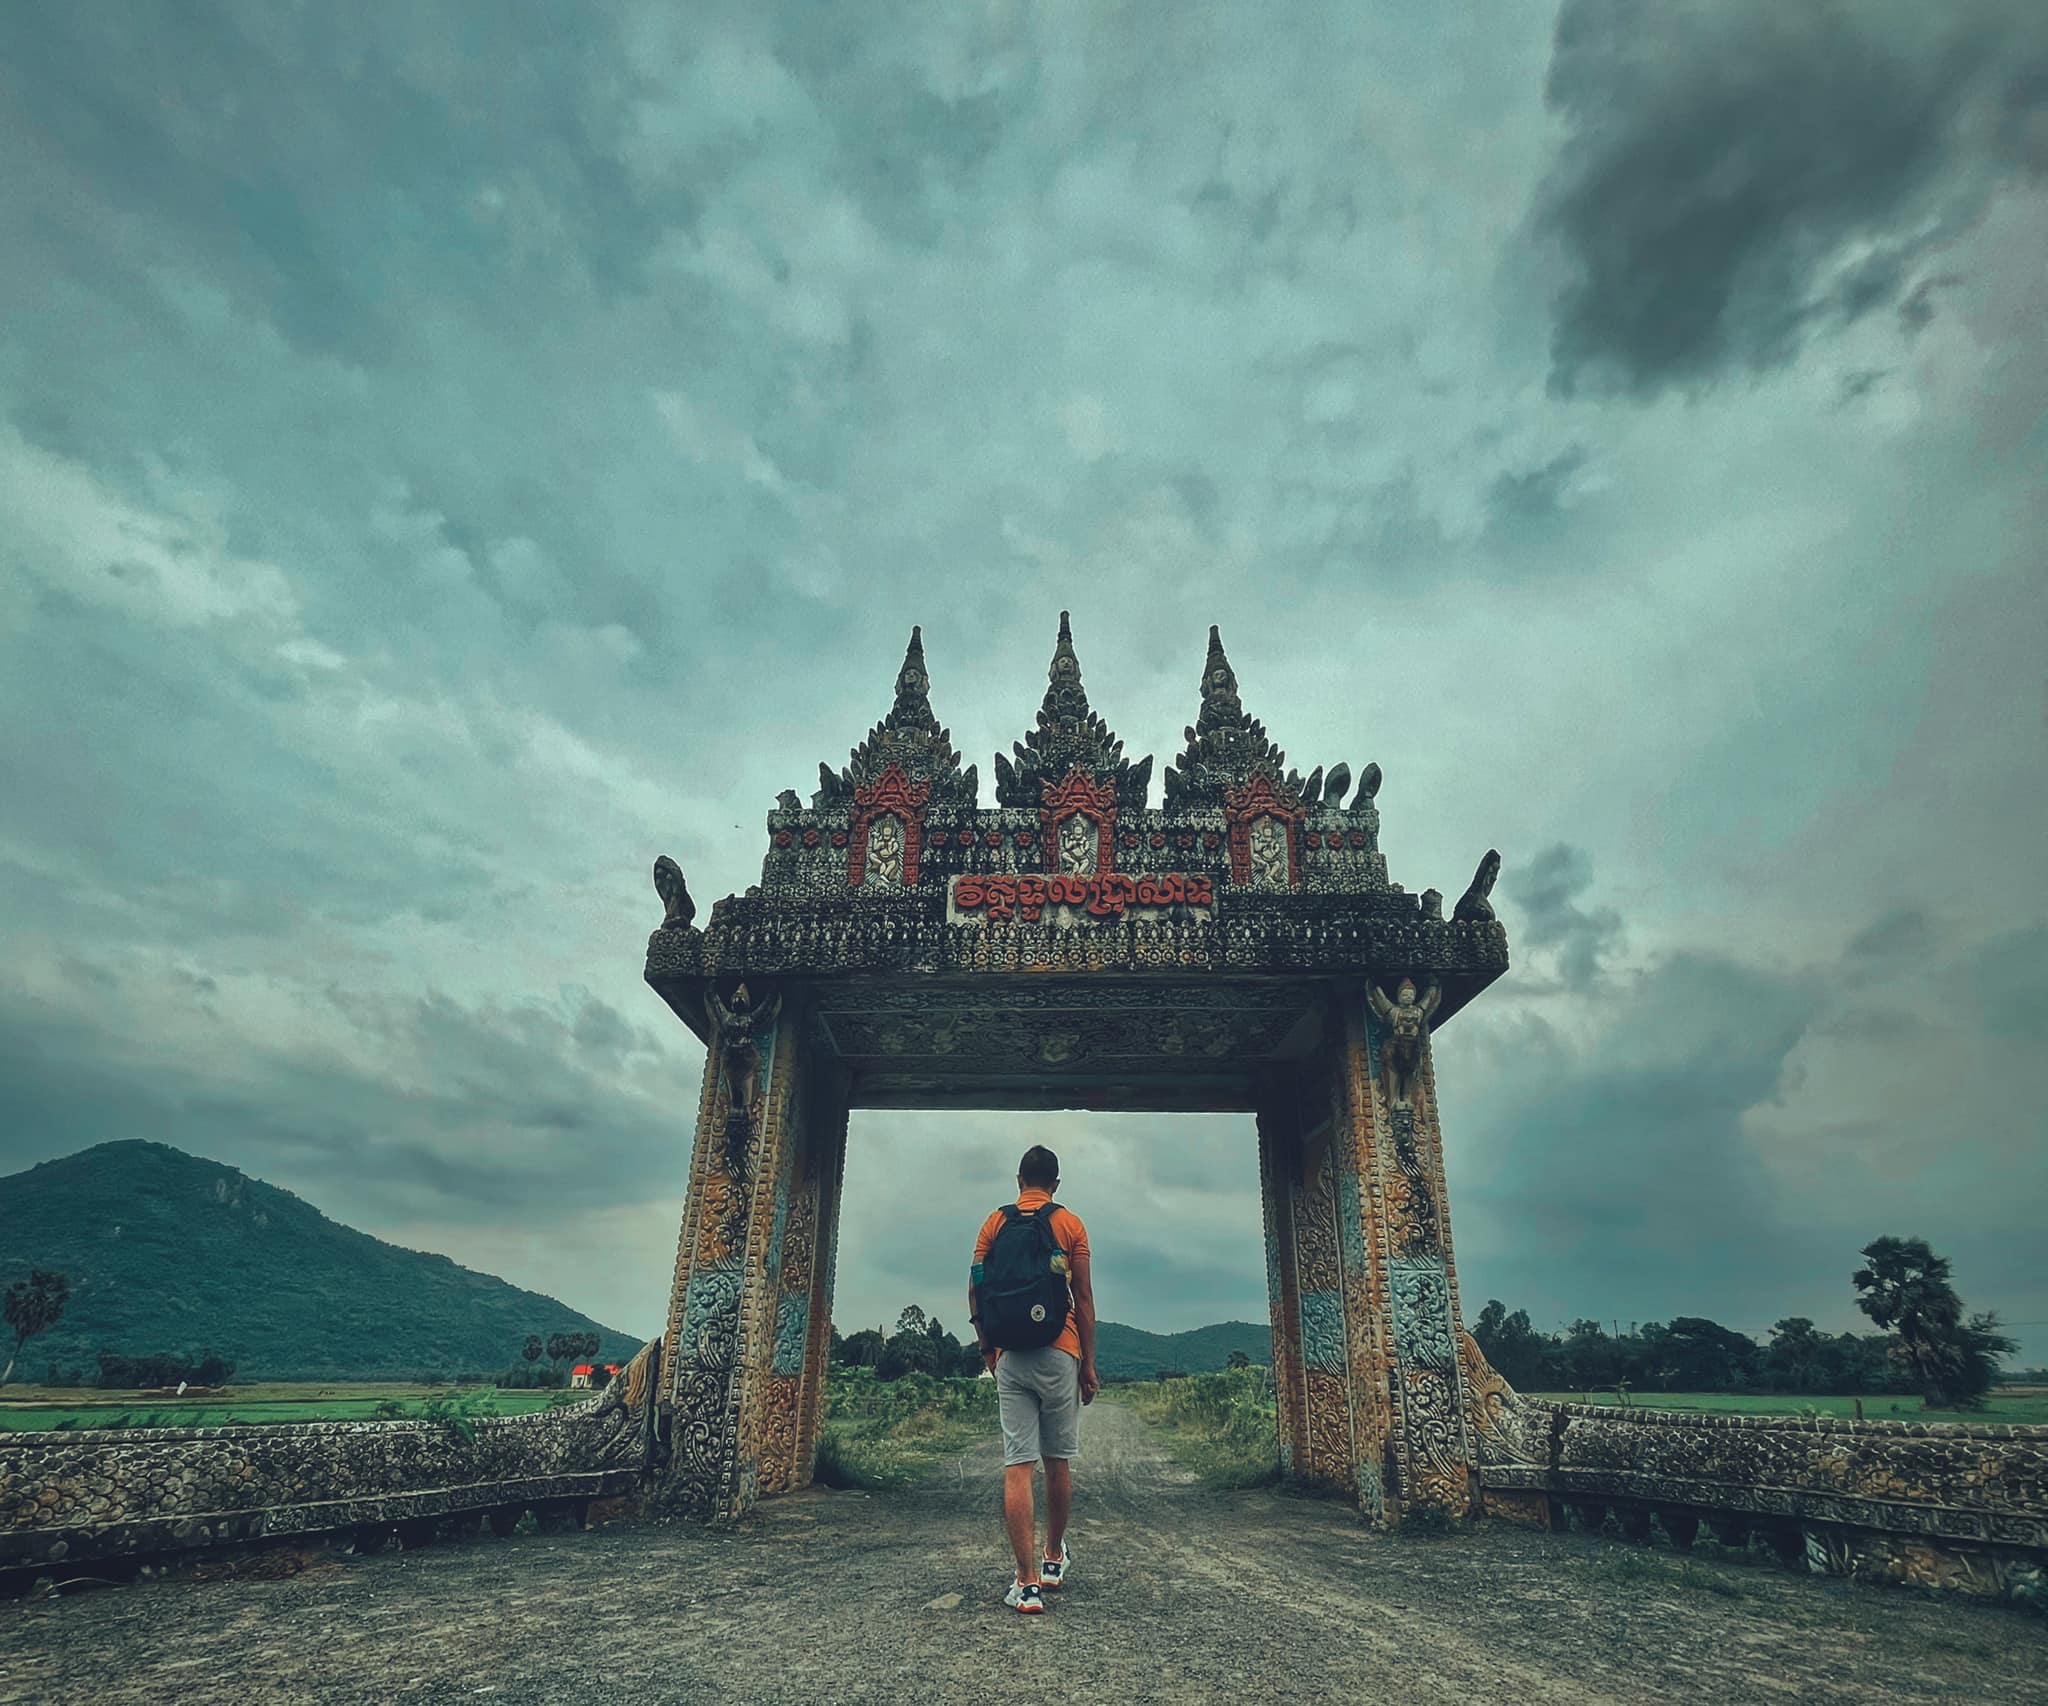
1104 1365 1280 1489
1528 1388 2048 1426
814 1366 998 1490
0 1381 583 1431
1474 1233 2020 1410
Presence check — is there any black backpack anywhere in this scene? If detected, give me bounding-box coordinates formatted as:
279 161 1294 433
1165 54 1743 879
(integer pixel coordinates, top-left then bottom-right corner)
974 1203 1073 1352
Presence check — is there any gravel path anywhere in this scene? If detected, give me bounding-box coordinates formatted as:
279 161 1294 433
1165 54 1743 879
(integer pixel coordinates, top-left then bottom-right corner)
4 1401 2044 1704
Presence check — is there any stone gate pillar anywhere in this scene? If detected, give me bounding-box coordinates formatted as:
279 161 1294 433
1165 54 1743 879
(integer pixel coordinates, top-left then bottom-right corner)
656 986 847 1518
1259 986 1476 1522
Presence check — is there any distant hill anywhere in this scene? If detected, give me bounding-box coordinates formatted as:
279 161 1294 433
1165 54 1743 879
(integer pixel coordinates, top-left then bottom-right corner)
1093 1318 1271 1379
0 1142 640 1381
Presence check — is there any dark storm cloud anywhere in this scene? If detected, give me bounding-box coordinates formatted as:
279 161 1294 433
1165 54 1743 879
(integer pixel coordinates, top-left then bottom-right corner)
1454 949 1819 1326
1503 843 1622 992
0 0 2041 1348
0 971 684 1230
1959 922 2048 1043
1537 0 2048 394
1484 447 1589 546
0 4 666 366
1449 903 2048 1346
1844 906 1937 966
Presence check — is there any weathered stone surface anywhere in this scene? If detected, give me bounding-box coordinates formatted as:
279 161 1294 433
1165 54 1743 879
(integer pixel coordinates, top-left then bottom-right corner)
1468 1379 2048 1599
645 623 1519 1527
0 1341 662 1571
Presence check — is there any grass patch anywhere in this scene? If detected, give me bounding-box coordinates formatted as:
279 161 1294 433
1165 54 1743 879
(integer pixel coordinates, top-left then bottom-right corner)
0 1384 573 1431
1104 1367 1280 1490
1527 1391 2048 1426
1581 1543 1761 1601
813 1368 998 1491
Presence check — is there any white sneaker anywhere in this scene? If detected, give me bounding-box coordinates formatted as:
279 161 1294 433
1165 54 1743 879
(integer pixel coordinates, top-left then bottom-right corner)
1003 1578 1046 1615
1040 1542 1070 1590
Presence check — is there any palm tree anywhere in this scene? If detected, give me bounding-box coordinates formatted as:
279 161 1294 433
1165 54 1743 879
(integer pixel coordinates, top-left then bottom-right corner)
3 1270 71 1386
1853 1236 1964 1404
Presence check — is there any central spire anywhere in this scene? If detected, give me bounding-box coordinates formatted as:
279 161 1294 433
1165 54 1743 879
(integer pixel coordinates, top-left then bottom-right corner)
994 610 1153 809
1162 625 1300 808
814 626 978 807
892 625 935 724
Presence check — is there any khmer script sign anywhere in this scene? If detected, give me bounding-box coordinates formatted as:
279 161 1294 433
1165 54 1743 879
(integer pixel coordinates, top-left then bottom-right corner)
948 871 1216 924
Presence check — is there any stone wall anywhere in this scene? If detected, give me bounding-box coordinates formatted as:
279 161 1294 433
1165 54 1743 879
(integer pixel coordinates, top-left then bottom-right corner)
2 1342 661 1574
1464 1340 2048 1601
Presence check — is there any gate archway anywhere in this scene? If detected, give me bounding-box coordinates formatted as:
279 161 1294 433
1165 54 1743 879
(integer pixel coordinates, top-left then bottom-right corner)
643 615 1510 1523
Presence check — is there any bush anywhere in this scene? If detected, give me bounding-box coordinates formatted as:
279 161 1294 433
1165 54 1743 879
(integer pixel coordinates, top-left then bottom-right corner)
816 1367 1000 1489
1118 1366 1278 1490
95 1349 235 1388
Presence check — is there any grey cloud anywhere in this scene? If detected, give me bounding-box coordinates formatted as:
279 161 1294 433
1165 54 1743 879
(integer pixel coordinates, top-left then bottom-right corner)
0 1 2041 1351
0 971 688 1234
1503 843 1622 991
1486 447 1588 537
1957 922 2048 1043
1449 907 2048 1352
1453 949 1820 1326
1845 906 1937 964
1537 0 2048 394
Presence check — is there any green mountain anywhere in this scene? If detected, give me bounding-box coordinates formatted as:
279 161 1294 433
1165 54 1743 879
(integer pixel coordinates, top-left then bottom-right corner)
1093 1318 1272 1379
0 1141 640 1382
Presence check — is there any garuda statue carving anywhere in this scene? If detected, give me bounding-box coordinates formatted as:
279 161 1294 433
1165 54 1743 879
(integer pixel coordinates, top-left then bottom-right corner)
705 982 781 1162
1368 977 1440 1108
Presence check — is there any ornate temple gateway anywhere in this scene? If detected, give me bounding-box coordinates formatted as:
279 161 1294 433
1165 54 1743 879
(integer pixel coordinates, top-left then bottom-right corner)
4 617 2043 1600
633 618 2048 1597
641 614 1514 1521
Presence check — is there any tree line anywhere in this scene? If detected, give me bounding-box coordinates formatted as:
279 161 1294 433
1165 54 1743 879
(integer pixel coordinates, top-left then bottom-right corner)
501 1330 607 1388
2 1266 621 1391
831 1305 987 1380
1474 1236 2018 1408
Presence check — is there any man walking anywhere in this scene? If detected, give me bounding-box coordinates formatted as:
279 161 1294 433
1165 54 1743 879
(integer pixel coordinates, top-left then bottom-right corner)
969 1144 1098 1614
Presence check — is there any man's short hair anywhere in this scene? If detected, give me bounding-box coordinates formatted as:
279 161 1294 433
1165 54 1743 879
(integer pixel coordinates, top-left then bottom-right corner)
1017 1145 1059 1189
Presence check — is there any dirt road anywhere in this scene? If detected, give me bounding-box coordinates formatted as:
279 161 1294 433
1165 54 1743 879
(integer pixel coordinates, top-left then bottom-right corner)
4 1401 2043 1704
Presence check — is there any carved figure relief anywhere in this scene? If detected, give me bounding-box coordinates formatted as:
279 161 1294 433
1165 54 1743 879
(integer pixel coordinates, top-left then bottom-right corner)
866 814 906 890
847 763 933 887
1249 816 1290 889
1368 978 1439 1108
706 982 781 1162
1058 811 1096 873
1222 773 1304 886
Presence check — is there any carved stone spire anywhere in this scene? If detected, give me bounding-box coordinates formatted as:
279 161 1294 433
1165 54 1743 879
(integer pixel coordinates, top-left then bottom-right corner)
1162 625 1301 808
814 626 978 807
993 610 1152 809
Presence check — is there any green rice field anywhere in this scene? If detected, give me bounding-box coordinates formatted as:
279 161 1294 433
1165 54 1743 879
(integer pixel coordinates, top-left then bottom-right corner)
0 1382 582 1432
1529 1389 2048 1426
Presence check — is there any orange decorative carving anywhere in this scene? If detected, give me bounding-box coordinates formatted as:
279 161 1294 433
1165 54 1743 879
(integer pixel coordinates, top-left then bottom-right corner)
847 765 932 887
1223 774 1305 887
1038 768 1118 874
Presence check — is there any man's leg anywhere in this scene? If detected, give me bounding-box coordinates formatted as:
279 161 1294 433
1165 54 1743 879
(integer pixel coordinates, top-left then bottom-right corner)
1004 1462 1040 1584
995 1354 1044 1587
1043 1457 1071 1561
1034 1351 1081 1579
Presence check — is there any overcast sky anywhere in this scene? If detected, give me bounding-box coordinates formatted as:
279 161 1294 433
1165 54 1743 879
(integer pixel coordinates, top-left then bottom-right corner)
3 2 2043 1363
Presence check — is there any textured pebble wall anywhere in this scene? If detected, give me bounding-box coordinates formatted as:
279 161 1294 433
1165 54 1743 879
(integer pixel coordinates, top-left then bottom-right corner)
2 1352 658 1572
1474 1395 2048 1600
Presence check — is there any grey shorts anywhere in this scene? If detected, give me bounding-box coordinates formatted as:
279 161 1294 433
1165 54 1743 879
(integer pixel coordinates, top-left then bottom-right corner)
995 1345 1081 1466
